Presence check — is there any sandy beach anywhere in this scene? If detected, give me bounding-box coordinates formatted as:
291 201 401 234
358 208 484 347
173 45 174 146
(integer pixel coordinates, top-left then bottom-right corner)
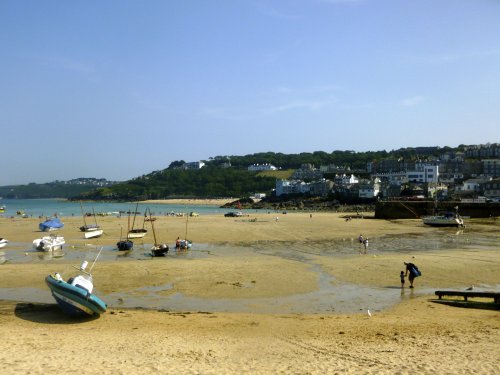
0 211 499 374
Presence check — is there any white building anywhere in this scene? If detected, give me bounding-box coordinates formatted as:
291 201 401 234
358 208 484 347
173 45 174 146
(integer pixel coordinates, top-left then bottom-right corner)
275 179 309 196
250 193 267 199
248 163 278 171
406 164 439 183
456 177 491 193
358 178 381 199
184 161 205 169
334 174 358 186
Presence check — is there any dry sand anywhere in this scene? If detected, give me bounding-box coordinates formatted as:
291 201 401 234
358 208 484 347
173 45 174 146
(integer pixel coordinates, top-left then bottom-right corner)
0 212 499 374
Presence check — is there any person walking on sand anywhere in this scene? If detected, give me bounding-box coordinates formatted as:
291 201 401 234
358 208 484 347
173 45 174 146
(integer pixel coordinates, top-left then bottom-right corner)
404 262 421 288
400 271 405 288
358 234 364 244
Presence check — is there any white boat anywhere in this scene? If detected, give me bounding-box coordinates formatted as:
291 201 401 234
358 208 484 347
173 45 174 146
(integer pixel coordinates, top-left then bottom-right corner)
127 203 147 239
127 228 147 239
80 203 104 239
422 212 464 227
84 228 104 239
33 235 65 251
0 238 8 248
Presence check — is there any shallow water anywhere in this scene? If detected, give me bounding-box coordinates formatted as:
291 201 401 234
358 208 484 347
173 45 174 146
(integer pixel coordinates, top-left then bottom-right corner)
0 228 498 314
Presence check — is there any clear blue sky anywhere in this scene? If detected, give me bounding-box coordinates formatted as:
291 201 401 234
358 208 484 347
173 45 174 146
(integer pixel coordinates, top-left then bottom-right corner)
1 0 499 185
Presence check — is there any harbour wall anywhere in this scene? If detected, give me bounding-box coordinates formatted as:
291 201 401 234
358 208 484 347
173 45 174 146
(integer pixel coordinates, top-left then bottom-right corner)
375 201 500 219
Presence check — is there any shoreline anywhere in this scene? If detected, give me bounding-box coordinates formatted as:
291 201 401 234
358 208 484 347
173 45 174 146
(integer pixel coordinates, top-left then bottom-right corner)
139 198 236 206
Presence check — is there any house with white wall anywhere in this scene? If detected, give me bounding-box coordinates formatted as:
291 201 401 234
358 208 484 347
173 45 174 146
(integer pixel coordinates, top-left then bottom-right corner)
248 163 278 171
406 164 439 183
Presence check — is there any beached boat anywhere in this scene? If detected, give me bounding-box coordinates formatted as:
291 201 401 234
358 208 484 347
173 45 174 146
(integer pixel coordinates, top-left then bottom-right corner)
175 211 192 250
83 228 104 239
422 212 464 227
127 203 148 239
39 217 64 232
175 239 193 250
33 234 65 251
45 251 107 317
79 204 104 239
117 239 133 251
148 209 169 257
117 221 133 251
127 228 148 238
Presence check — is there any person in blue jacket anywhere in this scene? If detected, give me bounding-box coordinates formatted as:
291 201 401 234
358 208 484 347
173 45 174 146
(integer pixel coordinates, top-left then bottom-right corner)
404 262 421 289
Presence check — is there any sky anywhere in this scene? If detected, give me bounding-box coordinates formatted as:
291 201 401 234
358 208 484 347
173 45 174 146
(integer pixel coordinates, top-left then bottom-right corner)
1 0 500 185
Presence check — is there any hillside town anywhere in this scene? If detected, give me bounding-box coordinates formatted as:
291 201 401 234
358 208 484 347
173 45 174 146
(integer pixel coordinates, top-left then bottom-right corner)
254 143 500 202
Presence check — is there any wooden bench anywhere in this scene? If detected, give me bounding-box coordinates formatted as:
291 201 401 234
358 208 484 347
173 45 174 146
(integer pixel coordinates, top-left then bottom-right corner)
435 290 500 304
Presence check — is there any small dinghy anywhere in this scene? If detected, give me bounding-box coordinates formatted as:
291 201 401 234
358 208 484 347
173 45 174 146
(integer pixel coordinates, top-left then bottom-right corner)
45 249 107 317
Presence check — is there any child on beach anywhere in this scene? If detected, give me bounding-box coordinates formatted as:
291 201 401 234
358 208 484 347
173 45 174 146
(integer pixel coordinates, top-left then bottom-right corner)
400 271 405 288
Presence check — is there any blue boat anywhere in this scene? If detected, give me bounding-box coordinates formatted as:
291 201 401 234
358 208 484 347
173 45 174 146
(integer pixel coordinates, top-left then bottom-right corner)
45 255 107 317
39 217 64 232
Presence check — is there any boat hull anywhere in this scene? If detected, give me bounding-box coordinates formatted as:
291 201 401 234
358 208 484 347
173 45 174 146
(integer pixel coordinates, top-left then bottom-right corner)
422 216 464 227
80 224 99 232
151 244 169 257
45 275 107 317
84 229 104 239
127 229 147 239
33 236 65 251
117 240 133 251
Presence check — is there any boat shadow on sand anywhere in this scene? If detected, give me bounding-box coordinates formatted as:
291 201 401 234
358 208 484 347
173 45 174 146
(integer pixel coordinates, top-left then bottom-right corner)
14 302 100 324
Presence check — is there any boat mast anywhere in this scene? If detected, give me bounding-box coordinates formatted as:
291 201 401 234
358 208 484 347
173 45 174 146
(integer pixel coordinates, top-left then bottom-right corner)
149 208 158 246
80 202 88 227
92 207 98 226
131 202 139 231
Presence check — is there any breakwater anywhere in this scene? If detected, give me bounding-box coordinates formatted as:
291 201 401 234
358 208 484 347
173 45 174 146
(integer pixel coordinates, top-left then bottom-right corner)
375 200 500 219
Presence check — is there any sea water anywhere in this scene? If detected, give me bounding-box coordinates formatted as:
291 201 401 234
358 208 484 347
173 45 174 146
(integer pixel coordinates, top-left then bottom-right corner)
0 198 237 218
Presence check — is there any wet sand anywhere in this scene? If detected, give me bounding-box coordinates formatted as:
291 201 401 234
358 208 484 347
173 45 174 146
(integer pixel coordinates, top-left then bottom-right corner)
0 212 499 374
